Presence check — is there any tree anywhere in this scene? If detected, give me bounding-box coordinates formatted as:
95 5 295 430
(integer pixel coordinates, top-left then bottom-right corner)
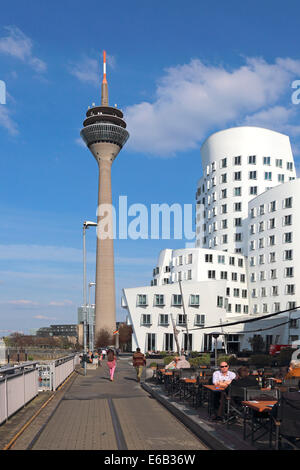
118 324 132 350
95 329 113 349
248 335 265 353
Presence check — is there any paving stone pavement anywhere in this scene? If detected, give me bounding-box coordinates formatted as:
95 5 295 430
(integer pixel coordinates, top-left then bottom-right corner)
10 358 208 451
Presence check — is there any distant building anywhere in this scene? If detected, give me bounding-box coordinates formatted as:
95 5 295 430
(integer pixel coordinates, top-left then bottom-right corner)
36 327 53 337
50 324 78 338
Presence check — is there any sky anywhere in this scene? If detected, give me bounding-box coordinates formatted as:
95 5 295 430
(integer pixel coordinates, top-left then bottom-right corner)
1 0 300 334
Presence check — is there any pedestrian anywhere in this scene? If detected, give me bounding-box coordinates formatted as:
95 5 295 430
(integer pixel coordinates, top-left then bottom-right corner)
132 347 146 383
107 348 117 382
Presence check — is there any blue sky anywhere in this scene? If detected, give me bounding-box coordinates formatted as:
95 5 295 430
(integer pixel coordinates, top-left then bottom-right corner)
1 0 300 334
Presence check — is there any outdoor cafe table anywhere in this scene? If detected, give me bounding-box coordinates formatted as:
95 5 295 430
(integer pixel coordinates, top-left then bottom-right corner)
203 384 229 417
241 400 278 446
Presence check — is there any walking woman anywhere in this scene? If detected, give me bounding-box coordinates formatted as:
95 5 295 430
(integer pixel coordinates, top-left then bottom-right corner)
107 348 117 382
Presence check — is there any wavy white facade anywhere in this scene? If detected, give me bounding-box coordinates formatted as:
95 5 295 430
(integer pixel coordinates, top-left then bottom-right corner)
196 127 296 253
122 127 299 353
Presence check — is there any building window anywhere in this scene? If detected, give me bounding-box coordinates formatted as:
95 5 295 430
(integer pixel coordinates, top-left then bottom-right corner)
287 162 293 171
154 294 164 306
248 155 256 164
208 270 216 279
271 286 279 296
221 173 227 183
172 294 182 306
286 284 295 295
269 218 276 229
220 271 228 280
137 294 148 306
190 294 200 306
249 171 257 180
249 186 258 195
284 215 292 226
284 197 292 209
284 250 293 261
141 314 151 326
273 303 281 313
205 253 213 262
269 235 275 246
195 314 205 326
146 333 156 351
270 269 277 280
221 157 227 168
263 156 271 165
285 267 294 278
264 172 272 181
234 171 242 181
159 314 169 326
187 253 193 264
234 155 242 165
177 314 187 325
284 232 292 243
217 296 223 308
276 159 282 168
234 187 242 196
278 174 285 183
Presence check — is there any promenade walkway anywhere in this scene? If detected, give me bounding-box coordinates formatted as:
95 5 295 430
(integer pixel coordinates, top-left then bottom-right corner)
10 357 207 451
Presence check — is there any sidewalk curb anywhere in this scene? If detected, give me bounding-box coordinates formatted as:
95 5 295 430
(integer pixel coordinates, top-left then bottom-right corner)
141 382 237 451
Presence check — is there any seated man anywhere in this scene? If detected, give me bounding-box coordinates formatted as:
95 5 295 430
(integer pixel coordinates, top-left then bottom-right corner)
211 362 236 420
213 362 236 388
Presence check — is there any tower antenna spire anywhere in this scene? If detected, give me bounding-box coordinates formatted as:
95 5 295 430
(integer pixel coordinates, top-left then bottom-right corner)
101 50 109 106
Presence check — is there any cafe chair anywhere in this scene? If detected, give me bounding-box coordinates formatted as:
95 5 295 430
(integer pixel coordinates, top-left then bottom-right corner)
272 390 300 450
224 384 256 427
165 369 181 396
243 387 279 445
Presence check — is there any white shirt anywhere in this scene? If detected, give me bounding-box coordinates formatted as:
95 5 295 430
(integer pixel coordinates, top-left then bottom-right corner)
212 370 236 384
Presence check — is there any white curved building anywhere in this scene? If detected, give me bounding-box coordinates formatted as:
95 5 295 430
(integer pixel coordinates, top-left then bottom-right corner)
247 179 300 317
196 127 296 254
122 127 300 353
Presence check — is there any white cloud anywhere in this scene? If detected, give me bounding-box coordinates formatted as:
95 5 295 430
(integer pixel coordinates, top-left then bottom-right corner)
3 299 38 305
0 105 18 135
34 315 57 320
125 57 300 156
48 300 73 307
0 26 46 73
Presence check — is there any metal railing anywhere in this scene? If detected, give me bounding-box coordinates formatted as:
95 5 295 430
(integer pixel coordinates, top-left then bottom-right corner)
0 362 39 425
0 355 80 424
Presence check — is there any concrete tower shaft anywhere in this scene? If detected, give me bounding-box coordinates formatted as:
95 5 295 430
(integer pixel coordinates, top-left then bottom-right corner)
80 51 129 340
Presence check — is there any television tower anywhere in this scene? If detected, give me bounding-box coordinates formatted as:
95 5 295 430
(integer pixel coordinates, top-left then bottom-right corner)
80 51 129 341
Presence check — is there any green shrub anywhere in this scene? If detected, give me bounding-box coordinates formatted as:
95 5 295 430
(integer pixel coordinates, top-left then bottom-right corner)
189 354 211 368
249 354 272 367
189 351 200 358
163 355 176 365
149 362 158 368
159 351 168 357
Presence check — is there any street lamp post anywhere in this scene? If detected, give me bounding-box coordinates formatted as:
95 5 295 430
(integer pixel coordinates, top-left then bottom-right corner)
211 332 221 368
83 221 97 375
88 282 96 351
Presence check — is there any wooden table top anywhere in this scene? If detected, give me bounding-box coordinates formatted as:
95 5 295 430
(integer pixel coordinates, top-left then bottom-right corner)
203 384 228 391
242 400 277 413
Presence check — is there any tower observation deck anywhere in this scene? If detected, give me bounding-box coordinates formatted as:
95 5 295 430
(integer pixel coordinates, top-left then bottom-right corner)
80 51 129 342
